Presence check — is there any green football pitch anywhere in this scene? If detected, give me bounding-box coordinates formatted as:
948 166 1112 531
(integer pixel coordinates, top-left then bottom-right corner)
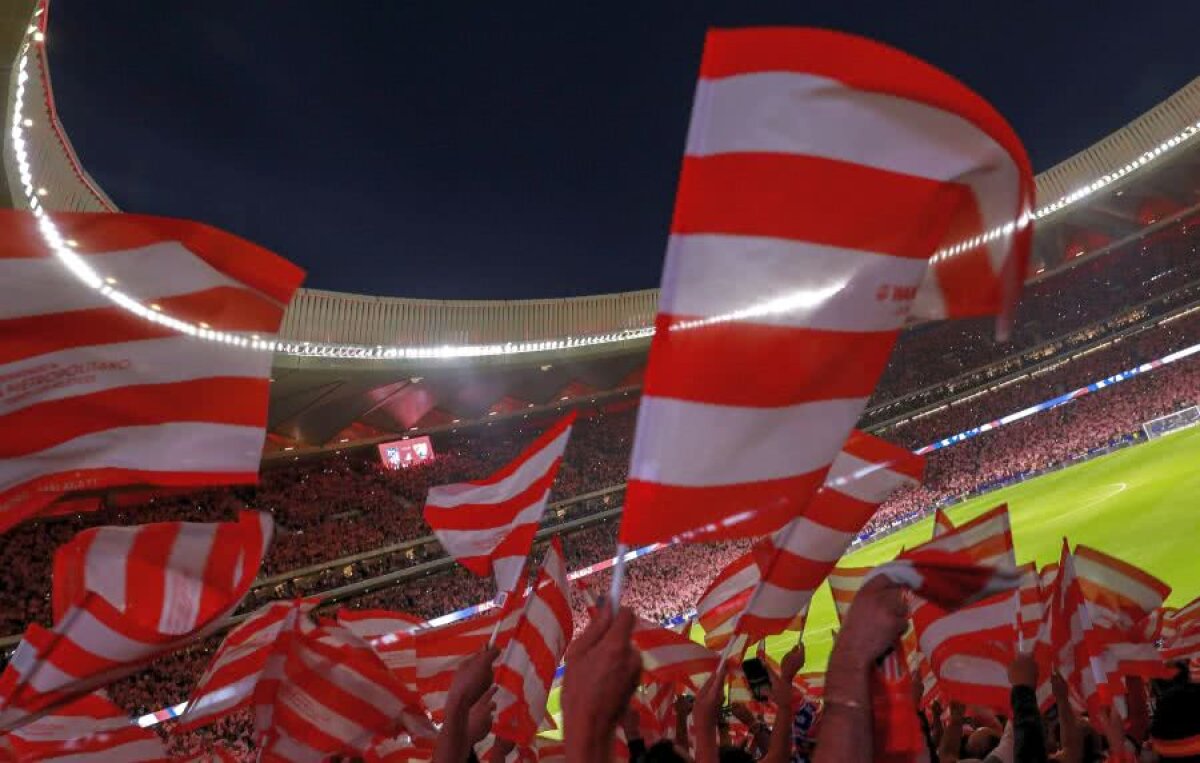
545 424 1200 725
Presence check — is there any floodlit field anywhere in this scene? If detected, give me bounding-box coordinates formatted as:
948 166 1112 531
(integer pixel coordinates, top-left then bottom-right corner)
546 424 1200 725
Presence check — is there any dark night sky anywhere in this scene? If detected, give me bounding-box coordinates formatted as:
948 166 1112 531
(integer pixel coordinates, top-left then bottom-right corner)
47 2 1198 300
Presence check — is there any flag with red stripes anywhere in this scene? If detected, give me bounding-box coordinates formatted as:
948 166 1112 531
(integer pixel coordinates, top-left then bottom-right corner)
1072 545 1172 681
365 736 432 763
618 28 1033 545
0 511 272 731
0 211 304 531
932 508 955 538
1162 596 1200 663
1046 541 1116 720
414 591 526 722
634 618 719 689
737 432 924 642
828 565 873 624
695 551 758 650
178 599 318 731
871 505 1021 709
424 414 575 596
6 690 166 762
493 539 573 745
254 622 435 762
336 608 424 705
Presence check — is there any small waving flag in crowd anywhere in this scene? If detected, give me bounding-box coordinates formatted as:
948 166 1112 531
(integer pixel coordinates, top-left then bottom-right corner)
828 565 873 624
178 599 318 731
1046 540 1115 720
872 505 1021 710
0 511 272 730
414 590 526 722
618 27 1033 545
736 431 924 642
0 211 305 532
424 413 575 598
493 539 573 745
6 690 166 762
254 622 435 761
336 608 424 702
1162 595 1200 663
695 551 758 650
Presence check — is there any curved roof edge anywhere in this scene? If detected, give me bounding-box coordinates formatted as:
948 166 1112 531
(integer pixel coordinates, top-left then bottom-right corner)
5 2 1199 353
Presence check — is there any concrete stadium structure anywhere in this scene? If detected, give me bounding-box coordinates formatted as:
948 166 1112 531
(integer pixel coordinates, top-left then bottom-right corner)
6 0 1200 456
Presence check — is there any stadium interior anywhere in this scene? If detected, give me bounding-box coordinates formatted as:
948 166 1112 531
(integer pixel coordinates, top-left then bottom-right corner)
3 1 1200 761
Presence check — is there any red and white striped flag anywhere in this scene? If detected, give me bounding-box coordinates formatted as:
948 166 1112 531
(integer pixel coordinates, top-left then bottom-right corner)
737 431 924 642
414 592 526 722
6 690 166 762
336 608 424 703
365 736 432 763
872 505 1021 709
178 599 318 731
634 619 719 689
1073 545 1173 681
932 508 955 537
493 540 573 745
0 211 304 531
828 565 873 624
1047 541 1115 720
1015 563 1044 648
695 551 758 650
424 414 575 596
618 28 1033 545
255 622 435 762
0 511 272 730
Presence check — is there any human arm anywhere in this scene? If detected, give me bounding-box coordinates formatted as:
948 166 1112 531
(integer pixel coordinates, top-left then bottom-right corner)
434 646 499 763
813 577 908 763
937 702 966 763
1051 673 1081 763
692 664 727 763
562 605 643 763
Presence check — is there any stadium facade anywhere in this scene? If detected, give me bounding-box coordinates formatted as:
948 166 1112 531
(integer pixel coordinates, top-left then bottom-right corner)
6 0 1200 459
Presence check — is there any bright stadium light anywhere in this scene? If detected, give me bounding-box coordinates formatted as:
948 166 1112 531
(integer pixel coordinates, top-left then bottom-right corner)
9 10 1200 363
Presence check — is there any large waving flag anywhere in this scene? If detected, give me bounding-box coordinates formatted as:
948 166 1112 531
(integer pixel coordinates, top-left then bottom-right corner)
0 511 272 730
493 540 573 745
254 622 435 761
1047 541 1115 720
178 599 318 731
0 211 304 531
618 28 1033 545
424 414 575 596
6 690 166 762
737 431 924 642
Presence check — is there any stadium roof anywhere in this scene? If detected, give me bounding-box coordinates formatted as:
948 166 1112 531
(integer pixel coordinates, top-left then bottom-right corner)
5 0 1200 452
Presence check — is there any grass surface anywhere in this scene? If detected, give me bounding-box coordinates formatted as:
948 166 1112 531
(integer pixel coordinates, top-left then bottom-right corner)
545 425 1200 724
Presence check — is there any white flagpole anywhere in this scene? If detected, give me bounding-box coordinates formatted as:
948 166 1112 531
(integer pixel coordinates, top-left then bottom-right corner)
608 544 628 614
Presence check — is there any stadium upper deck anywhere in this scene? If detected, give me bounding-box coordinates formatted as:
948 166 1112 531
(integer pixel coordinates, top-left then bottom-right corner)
5 0 1200 453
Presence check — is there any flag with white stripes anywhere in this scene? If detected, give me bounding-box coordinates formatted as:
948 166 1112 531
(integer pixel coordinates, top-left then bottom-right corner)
413 590 526 723
1162 596 1200 663
6 690 166 762
870 505 1021 709
1046 541 1115 720
0 511 272 731
619 28 1033 544
424 414 575 597
493 539 573 746
0 211 304 531
336 608 424 704
828 565 872 624
177 599 318 731
737 431 924 642
254 621 435 762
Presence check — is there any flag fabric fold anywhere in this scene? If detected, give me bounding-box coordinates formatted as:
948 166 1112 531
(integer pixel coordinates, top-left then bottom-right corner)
619 27 1033 545
737 431 924 642
336 608 424 703
177 599 318 731
424 414 575 596
695 551 758 650
0 211 305 531
0 511 272 731
6 690 166 762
